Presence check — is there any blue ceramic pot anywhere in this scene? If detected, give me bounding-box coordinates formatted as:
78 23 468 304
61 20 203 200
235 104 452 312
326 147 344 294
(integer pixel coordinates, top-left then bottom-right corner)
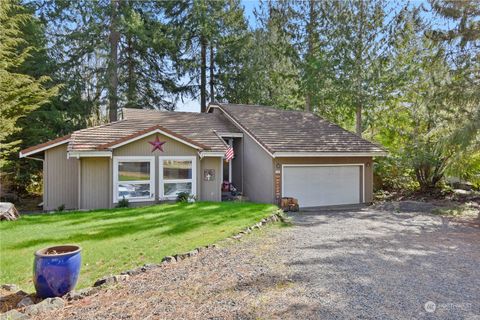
33 245 82 298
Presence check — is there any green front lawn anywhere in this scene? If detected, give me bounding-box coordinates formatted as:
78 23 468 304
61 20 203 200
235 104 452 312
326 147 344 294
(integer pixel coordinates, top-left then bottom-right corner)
0 202 278 291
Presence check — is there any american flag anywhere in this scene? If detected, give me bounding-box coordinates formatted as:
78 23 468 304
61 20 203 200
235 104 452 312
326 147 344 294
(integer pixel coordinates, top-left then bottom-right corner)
225 146 234 162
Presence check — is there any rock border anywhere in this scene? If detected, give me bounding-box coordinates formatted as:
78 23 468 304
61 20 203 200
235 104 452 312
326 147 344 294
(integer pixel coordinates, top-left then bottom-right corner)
0 211 285 318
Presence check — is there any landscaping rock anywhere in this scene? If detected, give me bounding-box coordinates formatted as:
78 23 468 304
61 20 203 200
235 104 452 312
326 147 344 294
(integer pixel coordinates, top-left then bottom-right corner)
187 249 198 257
114 275 130 282
1 284 19 292
121 268 142 276
64 291 83 301
161 256 176 264
93 275 116 287
0 203 19 221
0 309 29 320
24 297 64 316
141 264 160 272
17 296 34 308
174 253 189 261
17 291 28 297
64 287 100 301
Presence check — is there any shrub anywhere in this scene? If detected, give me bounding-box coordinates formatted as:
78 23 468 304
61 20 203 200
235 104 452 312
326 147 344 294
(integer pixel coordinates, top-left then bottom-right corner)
116 197 129 208
374 157 419 192
176 192 190 203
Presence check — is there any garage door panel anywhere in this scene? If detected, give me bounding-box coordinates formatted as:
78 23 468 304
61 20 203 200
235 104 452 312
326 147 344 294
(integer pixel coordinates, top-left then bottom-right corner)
283 165 361 207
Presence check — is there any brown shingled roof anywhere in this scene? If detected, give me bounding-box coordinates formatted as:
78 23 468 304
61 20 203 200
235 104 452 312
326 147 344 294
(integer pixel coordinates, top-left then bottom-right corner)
20 134 70 157
21 104 385 157
67 109 240 152
214 103 385 154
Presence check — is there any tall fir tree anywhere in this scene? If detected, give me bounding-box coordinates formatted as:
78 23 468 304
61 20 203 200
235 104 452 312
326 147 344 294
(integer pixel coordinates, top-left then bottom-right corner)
0 0 59 196
36 0 182 121
161 0 249 112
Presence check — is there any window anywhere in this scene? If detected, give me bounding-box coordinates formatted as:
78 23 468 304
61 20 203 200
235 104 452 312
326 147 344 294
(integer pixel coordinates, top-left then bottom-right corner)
113 157 155 202
159 156 196 199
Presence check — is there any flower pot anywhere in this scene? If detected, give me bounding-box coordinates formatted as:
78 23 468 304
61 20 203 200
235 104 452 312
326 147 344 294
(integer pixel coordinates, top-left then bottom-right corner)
33 245 82 298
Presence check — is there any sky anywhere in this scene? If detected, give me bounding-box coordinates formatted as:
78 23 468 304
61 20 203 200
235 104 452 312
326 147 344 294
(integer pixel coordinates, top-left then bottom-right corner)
176 0 260 112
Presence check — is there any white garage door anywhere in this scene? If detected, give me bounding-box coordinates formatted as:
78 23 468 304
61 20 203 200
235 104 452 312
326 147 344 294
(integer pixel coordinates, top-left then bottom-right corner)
282 165 362 207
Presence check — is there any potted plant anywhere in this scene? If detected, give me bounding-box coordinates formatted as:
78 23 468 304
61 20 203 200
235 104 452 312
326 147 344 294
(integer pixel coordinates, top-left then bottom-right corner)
33 245 82 298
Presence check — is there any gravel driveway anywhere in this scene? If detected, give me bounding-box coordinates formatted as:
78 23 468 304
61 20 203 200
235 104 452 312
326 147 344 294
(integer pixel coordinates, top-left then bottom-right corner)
34 206 480 319
286 207 480 319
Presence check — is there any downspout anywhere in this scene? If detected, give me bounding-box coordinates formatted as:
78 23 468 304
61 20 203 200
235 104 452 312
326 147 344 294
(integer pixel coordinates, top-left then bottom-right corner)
241 138 244 193
78 159 81 210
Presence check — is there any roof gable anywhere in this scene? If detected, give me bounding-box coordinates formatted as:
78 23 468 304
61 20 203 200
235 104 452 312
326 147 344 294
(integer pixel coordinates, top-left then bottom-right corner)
99 125 208 150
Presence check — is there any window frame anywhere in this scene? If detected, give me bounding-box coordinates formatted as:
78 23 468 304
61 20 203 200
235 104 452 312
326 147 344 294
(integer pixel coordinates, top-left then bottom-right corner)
113 156 156 203
159 156 197 200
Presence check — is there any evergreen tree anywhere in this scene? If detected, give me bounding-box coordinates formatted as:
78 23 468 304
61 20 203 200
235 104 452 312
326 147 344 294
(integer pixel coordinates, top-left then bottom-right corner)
0 0 58 196
162 0 249 112
429 0 480 150
219 1 302 109
36 0 182 121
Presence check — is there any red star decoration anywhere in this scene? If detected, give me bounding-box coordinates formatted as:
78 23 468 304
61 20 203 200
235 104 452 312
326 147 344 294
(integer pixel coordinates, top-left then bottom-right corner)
148 136 166 152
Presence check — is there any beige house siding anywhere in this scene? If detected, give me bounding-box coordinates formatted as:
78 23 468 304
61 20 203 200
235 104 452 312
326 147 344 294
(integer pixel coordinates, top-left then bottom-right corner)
231 138 243 192
108 132 220 207
242 134 274 203
200 157 222 201
113 133 198 157
274 157 374 203
44 144 79 211
111 133 199 207
80 158 110 210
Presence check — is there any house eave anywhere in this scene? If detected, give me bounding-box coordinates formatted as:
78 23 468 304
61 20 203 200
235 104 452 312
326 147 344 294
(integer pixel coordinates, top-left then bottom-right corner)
272 151 388 158
19 137 70 158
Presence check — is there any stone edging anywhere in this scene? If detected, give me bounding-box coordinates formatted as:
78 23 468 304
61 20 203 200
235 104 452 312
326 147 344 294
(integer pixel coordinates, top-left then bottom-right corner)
0 211 285 319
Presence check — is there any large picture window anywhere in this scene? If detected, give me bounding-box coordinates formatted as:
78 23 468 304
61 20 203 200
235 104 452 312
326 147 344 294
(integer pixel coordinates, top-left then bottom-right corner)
159 156 196 199
113 157 155 203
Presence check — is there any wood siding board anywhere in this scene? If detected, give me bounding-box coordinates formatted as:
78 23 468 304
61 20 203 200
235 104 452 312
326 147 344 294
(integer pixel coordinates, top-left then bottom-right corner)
43 144 79 211
200 157 222 201
232 138 243 192
81 158 109 210
242 134 274 203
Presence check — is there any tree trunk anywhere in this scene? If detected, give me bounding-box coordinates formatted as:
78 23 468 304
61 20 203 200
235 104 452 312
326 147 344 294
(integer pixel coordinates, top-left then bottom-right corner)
355 0 365 137
108 0 120 122
305 0 316 112
356 104 362 136
209 42 214 103
200 35 207 113
126 33 136 109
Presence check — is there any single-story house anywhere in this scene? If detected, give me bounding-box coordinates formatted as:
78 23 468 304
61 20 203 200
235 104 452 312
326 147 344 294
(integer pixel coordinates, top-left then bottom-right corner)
20 103 386 210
